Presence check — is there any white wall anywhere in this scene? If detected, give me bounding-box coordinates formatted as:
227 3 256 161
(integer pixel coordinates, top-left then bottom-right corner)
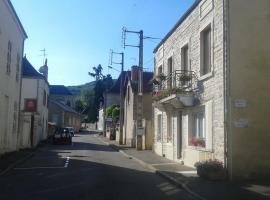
0 0 26 154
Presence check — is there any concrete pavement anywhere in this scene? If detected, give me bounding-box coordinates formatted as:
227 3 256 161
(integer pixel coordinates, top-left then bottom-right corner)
98 135 270 200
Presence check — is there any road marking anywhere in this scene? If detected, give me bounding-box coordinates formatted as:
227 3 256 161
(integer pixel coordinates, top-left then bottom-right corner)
64 157 70 168
13 157 71 170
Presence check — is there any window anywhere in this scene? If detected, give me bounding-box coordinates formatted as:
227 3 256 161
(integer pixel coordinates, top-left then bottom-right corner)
167 57 173 89
16 54 20 82
200 26 211 76
181 45 189 71
43 90 47 106
158 65 162 75
189 111 206 147
7 41 12 75
157 114 162 141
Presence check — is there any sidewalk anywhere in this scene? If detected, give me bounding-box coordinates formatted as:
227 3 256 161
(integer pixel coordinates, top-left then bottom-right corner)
0 141 47 176
99 136 270 200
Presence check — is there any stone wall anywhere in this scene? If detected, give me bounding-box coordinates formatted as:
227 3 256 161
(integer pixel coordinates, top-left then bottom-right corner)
153 0 225 167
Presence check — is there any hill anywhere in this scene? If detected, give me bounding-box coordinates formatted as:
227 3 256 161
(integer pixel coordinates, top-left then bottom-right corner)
67 81 96 96
67 79 117 96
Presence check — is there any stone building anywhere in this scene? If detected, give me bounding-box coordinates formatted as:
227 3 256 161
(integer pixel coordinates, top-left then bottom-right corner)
0 0 27 154
19 57 49 148
153 0 270 180
122 66 153 150
48 85 81 132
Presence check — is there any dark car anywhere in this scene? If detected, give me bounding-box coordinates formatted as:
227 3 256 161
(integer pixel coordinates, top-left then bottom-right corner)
53 128 72 144
66 127 75 137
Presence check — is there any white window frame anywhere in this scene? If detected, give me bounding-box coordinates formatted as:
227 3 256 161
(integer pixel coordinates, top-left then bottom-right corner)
188 101 213 150
200 25 212 77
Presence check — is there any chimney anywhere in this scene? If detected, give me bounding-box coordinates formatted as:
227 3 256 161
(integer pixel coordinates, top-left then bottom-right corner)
39 59 48 81
131 65 139 81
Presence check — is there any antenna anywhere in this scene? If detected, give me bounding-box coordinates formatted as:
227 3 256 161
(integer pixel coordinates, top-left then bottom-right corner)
39 48 47 65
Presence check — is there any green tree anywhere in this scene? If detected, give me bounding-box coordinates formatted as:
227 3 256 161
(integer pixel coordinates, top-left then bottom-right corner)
83 65 113 123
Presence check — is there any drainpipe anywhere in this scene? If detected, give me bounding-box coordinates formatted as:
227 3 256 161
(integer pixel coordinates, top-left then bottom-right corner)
223 0 232 179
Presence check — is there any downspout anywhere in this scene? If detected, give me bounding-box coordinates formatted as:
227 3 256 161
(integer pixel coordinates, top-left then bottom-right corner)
223 0 231 179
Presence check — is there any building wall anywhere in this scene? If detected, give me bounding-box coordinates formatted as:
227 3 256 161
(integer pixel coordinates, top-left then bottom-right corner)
143 93 153 150
19 78 49 148
48 103 64 127
97 108 104 131
123 82 135 147
0 0 26 154
153 0 225 167
228 0 270 179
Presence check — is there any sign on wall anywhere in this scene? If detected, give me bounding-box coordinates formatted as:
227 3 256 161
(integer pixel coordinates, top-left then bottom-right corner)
24 99 37 112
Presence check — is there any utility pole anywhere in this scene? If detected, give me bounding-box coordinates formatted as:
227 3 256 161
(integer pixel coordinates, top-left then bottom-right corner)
122 27 144 150
109 50 124 145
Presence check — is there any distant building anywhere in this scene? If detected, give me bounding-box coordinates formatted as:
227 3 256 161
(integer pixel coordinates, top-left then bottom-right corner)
49 85 77 109
19 57 49 148
48 100 81 132
48 85 81 131
0 0 27 154
122 66 153 150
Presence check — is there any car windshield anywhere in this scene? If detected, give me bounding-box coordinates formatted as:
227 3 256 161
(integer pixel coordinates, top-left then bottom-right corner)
55 128 69 134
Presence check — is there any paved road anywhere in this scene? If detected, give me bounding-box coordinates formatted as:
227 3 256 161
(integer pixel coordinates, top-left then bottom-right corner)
0 132 196 200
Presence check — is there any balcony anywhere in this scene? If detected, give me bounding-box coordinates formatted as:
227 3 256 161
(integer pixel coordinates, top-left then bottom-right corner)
152 70 197 111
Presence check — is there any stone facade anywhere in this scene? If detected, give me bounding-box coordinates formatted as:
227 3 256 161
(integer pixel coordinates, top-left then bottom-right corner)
153 0 225 167
0 0 27 154
153 0 270 180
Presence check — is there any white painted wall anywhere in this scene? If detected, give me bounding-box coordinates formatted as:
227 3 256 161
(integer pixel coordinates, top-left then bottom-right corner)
0 0 26 154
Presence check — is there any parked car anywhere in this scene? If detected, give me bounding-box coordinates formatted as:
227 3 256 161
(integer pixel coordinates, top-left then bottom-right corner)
53 127 72 144
66 127 75 137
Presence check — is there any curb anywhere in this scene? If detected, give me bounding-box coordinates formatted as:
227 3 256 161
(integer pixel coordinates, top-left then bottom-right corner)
0 151 35 176
98 136 206 200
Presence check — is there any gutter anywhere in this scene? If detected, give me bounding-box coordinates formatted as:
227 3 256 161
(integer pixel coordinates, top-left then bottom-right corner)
223 0 232 179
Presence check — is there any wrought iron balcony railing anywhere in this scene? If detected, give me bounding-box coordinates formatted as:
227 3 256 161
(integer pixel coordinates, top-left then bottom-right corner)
153 70 198 93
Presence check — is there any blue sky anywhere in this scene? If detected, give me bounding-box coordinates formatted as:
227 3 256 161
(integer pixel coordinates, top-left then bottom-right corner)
11 0 195 86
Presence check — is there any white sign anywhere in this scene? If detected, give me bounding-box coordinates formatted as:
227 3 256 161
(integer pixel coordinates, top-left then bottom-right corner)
234 99 247 108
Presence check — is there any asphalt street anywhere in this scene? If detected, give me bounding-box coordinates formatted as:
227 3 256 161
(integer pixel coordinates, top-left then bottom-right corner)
0 132 197 200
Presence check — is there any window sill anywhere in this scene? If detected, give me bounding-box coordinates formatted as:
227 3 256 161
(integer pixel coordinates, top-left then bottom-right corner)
198 71 213 81
187 145 213 153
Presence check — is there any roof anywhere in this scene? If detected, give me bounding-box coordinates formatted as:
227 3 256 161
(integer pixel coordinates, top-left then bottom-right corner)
50 100 79 115
153 0 201 53
22 57 46 79
6 0 27 39
124 71 153 94
50 85 73 96
108 71 131 93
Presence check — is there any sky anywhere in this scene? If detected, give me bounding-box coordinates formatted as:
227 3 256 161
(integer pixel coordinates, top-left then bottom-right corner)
11 0 195 86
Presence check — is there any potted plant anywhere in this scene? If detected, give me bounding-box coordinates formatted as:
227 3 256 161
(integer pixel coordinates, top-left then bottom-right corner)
179 74 192 82
189 137 205 147
194 159 227 181
156 73 166 81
